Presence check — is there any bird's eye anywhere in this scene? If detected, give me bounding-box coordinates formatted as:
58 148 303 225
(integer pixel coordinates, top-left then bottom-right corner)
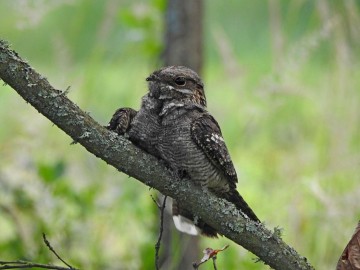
174 77 186 86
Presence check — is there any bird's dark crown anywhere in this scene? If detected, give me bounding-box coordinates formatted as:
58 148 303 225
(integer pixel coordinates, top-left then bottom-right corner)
146 66 206 107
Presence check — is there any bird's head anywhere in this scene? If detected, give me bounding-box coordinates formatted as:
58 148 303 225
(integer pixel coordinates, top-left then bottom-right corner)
146 66 206 107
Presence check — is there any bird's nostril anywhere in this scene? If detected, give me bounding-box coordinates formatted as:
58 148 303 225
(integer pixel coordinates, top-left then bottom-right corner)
146 74 159 82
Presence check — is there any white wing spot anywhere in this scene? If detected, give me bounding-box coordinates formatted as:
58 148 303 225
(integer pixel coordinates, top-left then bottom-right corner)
210 133 224 143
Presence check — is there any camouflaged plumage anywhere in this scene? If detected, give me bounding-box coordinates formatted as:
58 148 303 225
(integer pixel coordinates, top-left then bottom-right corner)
108 66 259 237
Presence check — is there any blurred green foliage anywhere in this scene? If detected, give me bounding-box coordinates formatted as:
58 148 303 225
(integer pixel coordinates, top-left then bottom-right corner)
1 1 360 269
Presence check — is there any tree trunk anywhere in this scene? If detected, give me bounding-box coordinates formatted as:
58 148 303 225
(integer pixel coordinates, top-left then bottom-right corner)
160 0 203 269
163 0 203 72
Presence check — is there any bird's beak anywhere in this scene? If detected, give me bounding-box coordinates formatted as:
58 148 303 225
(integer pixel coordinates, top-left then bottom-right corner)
146 74 159 82
175 88 192 95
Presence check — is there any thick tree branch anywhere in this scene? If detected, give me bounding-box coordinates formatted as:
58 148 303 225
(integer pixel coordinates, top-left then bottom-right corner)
0 40 314 270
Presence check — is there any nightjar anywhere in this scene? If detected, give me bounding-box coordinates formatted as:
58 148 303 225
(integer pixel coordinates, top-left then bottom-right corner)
107 66 259 237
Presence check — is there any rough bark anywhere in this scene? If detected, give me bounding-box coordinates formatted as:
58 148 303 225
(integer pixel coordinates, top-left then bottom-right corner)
0 40 314 270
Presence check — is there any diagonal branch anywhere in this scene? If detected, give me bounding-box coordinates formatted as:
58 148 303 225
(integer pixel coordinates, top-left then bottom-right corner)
0 40 314 270
42 234 76 269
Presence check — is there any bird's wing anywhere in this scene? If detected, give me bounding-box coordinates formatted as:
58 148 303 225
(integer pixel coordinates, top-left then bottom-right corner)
190 113 238 186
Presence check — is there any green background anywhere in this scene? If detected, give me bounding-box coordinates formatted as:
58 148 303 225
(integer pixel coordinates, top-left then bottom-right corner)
1 1 360 269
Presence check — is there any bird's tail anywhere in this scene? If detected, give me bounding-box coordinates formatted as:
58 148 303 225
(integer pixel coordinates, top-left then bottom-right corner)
171 190 259 238
226 189 260 222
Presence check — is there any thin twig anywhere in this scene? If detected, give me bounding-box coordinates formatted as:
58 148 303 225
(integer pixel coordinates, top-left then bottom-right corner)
42 234 75 270
0 260 72 270
0 234 78 270
212 256 217 270
150 195 161 209
152 195 167 270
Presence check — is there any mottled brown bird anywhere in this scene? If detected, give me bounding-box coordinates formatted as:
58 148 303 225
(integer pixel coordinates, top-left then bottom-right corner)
108 66 259 237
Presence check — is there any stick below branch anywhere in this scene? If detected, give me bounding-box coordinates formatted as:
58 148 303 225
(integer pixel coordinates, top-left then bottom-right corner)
152 195 167 270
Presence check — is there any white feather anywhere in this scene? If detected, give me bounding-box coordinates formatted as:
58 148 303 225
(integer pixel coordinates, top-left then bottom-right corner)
173 215 200 236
